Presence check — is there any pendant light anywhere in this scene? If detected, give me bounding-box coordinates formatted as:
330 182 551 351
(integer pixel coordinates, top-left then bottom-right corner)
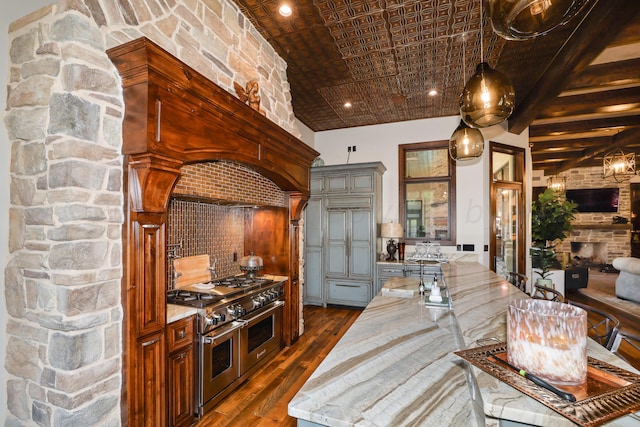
450 36 484 161
460 0 515 128
489 0 591 40
449 119 484 161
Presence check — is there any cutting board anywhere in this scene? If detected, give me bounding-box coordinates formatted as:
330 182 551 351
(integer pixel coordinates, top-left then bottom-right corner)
173 254 211 288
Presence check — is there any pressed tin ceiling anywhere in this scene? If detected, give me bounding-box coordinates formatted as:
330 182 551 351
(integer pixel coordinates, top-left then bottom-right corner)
233 0 640 173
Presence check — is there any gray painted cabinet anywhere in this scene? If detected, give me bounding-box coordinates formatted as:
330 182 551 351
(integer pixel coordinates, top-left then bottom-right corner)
304 162 385 307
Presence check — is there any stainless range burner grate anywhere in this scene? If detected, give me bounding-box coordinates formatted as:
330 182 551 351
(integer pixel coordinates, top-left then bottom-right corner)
167 289 222 307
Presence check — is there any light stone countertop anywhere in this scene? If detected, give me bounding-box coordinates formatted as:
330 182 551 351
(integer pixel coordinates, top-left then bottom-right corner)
288 262 640 426
167 304 198 324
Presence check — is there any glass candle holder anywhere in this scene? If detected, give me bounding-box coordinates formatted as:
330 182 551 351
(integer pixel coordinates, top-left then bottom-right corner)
507 299 587 386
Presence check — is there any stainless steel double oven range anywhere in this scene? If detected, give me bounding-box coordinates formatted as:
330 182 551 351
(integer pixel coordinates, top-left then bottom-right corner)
167 275 285 416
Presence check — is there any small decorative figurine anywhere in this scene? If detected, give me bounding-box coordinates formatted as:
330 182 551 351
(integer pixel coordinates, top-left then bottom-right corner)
234 79 262 113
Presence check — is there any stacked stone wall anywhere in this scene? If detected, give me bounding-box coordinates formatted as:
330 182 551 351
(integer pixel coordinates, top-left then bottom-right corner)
4 0 298 424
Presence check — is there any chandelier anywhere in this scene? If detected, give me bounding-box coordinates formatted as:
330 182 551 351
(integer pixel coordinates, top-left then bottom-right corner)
546 175 566 193
603 149 636 182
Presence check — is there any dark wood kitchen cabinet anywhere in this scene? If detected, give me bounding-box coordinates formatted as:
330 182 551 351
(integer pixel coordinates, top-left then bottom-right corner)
108 37 319 426
135 330 166 427
167 316 195 427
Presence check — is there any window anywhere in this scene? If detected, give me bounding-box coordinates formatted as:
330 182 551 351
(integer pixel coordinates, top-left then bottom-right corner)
399 141 456 245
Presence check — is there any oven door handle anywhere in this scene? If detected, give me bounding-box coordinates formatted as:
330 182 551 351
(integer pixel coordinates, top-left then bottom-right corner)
240 300 284 326
202 322 243 344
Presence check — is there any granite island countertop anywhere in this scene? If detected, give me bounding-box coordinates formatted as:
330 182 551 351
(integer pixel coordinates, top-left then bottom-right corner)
288 262 640 426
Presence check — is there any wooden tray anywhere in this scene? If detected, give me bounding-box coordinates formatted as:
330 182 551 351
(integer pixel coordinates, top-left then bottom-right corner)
455 342 640 427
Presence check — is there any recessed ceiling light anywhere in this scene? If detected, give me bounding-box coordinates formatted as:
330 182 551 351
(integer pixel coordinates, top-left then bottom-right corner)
428 89 438 97
344 101 352 108
279 4 292 17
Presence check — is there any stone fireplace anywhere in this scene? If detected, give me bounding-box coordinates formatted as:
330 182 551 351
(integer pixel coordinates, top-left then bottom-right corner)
570 242 608 267
3 1 305 425
553 167 632 264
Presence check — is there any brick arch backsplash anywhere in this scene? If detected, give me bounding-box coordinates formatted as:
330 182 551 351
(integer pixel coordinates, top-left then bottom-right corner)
167 161 286 286
4 1 298 424
174 161 286 207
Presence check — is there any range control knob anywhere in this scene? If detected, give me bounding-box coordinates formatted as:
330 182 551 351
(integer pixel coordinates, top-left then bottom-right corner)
203 314 216 326
204 311 223 326
252 297 263 308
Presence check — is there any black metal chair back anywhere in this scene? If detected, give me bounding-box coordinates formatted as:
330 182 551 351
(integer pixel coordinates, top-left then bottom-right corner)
568 300 620 350
531 284 564 302
507 272 528 294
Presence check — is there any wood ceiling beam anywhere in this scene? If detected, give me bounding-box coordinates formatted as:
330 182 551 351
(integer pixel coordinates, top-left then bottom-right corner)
536 86 640 120
507 0 640 135
532 135 612 151
562 58 640 94
530 115 640 137
542 126 640 173
533 152 586 163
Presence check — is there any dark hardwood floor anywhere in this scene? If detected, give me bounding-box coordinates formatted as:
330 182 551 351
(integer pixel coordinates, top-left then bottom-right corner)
565 270 640 370
195 305 362 426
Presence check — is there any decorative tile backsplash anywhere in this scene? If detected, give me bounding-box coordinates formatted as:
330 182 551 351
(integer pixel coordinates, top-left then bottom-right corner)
167 161 287 288
167 199 245 289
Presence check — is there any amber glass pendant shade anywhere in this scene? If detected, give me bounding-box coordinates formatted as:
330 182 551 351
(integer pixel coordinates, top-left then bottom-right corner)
489 0 591 40
449 120 484 161
460 62 515 128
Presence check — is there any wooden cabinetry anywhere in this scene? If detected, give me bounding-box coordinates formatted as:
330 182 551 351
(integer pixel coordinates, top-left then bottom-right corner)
304 163 385 307
167 316 195 427
376 262 406 295
135 331 166 427
108 38 319 425
303 195 324 306
128 215 171 427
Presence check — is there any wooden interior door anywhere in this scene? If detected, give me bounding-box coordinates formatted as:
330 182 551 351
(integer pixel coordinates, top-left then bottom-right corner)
490 143 525 278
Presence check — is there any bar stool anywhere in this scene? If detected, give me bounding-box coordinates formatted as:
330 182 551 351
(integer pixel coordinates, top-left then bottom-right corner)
531 284 564 302
567 300 620 350
507 272 528 294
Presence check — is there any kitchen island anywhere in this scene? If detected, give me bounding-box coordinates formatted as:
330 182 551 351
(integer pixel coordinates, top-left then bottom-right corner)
288 262 640 426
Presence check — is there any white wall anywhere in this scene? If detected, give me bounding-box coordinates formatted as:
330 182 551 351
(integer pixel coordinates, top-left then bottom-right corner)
314 116 529 267
295 119 316 148
1 1 54 417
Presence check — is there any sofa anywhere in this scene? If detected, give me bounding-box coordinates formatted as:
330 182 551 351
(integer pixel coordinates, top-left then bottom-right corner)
612 257 640 304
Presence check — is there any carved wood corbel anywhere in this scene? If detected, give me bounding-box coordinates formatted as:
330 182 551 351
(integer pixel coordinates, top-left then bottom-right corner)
127 153 183 213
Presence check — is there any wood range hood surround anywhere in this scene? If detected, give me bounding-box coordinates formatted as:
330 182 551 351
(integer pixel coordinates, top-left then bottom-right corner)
107 37 319 426
108 37 319 213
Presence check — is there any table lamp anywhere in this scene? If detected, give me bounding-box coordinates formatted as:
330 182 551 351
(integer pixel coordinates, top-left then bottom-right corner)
381 223 404 261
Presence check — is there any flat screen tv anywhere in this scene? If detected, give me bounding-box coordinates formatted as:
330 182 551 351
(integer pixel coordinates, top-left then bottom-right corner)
565 188 619 213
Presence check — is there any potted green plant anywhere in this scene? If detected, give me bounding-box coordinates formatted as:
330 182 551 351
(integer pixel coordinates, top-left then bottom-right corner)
531 188 577 286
